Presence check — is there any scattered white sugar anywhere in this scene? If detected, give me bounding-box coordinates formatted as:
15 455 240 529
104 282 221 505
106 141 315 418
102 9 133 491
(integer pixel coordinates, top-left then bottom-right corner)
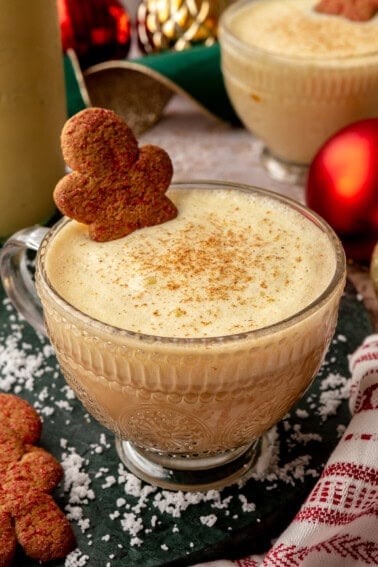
116 497 126 507
67 506 85 522
78 518 91 532
121 512 144 538
290 424 322 445
0 332 45 392
295 409 309 419
38 386 50 401
317 372 351 420
337 424 346 437
100 433 111 448
200 514 218 527
210 495 233 509
102 476 117 489
239 495 256 513
161 543 169 550
130 537 143 547
109 511 120 520
95 467 109 478
64 549 89 566
247 429 317 486
336 334 347 343
42 343 55 357
101 534 111 542
61 384 76 399
39 405 55 417
56 399 73 412
60 448 94 534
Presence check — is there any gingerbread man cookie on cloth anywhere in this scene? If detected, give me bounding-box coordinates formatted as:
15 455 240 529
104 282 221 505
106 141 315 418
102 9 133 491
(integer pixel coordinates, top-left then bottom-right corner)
0 393 76 566
54 107 178 242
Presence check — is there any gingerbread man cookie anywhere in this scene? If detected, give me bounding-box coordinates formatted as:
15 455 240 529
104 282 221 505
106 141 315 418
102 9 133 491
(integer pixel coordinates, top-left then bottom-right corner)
315 0 378 21
54 107 178 241
0 393 75 565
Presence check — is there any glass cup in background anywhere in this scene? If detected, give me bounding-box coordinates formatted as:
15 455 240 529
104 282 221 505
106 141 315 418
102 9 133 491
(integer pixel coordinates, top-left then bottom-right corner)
0 182 346 491
218 0 378 183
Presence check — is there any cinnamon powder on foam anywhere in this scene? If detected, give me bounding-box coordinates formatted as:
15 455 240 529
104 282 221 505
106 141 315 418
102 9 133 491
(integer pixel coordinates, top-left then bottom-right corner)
44 188 335 338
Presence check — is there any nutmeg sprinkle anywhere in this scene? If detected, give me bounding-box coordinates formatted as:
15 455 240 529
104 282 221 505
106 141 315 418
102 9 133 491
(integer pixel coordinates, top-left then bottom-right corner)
45 187 336 338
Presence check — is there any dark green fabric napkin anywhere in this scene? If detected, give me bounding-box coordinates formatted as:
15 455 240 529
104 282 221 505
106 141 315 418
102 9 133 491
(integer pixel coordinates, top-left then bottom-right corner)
64 44 241 124
0 278 372 566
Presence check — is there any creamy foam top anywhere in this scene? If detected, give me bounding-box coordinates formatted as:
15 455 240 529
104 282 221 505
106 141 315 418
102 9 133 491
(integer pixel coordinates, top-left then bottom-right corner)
45 188 336 338
228 0 378 58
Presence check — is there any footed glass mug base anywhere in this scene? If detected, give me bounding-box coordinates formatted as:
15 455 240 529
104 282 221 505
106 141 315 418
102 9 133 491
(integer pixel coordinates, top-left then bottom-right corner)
260 146 308 185
116 437 263 491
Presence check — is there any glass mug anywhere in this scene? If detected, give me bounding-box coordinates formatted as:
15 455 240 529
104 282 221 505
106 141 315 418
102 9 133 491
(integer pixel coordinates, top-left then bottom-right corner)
218 0 378 183
0 182 346 491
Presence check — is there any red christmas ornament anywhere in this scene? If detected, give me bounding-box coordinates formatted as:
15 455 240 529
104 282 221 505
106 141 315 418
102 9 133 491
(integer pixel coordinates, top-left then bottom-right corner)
306 118 378 263
58 0 131 69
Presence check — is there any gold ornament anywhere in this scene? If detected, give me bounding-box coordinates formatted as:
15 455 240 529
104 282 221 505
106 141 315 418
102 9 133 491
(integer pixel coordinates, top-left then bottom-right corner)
137 0 226 53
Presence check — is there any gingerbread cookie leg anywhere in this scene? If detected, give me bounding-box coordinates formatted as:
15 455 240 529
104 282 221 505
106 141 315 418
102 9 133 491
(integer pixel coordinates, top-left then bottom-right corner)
0 510 16 567
14 491 76 562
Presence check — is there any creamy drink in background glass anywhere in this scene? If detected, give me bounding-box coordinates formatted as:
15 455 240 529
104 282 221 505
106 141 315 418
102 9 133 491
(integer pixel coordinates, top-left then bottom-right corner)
0 182 346 491
218 0 378 182
0 1 66 240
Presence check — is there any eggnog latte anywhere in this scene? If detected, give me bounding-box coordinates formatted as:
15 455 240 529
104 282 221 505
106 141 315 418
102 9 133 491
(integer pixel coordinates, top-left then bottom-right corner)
219 0 378 165
35 182 345 489
45 187 336 338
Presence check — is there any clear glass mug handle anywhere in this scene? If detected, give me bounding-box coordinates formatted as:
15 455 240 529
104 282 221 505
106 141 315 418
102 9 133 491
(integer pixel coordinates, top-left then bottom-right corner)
0 226 49 335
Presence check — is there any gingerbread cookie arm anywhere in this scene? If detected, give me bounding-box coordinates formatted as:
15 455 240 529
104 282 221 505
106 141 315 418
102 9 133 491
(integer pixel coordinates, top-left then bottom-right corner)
4 446 63 493
130 145 174 194
54 172 102 224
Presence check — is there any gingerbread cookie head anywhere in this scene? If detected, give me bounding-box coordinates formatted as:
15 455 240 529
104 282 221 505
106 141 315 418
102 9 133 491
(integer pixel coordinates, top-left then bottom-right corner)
54 107 178 242
314 0 378 21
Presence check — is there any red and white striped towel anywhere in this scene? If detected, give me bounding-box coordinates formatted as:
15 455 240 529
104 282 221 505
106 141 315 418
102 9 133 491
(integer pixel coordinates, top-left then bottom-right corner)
196 334 378 567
